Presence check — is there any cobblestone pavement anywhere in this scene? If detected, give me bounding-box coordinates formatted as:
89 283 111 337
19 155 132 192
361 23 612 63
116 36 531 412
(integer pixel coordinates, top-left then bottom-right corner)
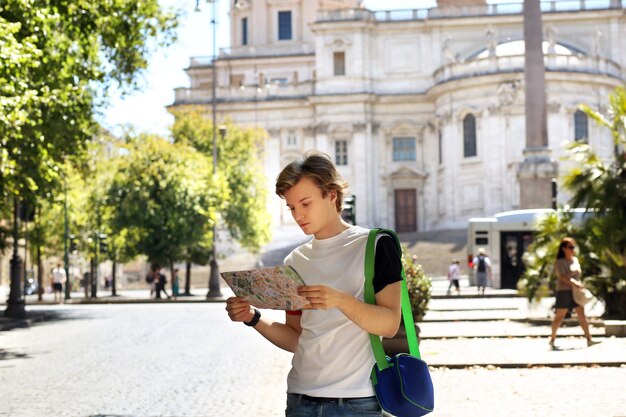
1 304 625 417
0 304 291 417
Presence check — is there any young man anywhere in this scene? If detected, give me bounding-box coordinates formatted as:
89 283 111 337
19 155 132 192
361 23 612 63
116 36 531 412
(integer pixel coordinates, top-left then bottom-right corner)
51 263 67 303
226 151 403 416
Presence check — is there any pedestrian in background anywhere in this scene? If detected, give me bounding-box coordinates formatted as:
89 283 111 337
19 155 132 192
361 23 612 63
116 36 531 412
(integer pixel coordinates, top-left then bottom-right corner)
226 151 402 417
146 266 156 298
447 259 461 296
51 263 66 303
155 267 170 299
472 248 492 295
549 237 600 350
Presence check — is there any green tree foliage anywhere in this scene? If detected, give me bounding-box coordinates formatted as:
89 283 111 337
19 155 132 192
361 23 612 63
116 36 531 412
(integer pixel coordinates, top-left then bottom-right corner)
171 107 272 253
0 0 178 208
517 210 593 300
402 249 431 322
520 87 626 318
26 131 124 265
106 135 228 270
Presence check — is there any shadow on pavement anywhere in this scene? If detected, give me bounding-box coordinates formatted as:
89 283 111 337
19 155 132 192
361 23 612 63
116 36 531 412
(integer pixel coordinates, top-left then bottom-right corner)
0 349 31 361
1 309 93 332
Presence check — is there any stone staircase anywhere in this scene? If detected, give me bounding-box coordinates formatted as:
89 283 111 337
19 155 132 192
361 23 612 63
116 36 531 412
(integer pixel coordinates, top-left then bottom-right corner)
399 228 468 277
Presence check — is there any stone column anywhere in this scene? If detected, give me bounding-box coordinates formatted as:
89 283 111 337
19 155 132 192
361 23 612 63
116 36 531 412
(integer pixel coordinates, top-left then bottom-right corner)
518 0 557 208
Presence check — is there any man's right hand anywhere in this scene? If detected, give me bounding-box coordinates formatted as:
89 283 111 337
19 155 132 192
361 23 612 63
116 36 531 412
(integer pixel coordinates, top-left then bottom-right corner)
225 297 254 323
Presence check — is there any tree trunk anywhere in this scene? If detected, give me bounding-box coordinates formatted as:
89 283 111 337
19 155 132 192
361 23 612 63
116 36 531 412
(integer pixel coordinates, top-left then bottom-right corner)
185 260 192 296
170 261 175 299
111 257 117 296
86 258 94 298
37 244 43 301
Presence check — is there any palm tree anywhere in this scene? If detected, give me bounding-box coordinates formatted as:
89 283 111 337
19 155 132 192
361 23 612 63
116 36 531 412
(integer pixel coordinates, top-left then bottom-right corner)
521 87 626 319
563 87 626 318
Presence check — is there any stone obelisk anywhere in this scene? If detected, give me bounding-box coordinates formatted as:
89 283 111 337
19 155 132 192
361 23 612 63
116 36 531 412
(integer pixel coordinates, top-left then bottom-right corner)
518 0 557 208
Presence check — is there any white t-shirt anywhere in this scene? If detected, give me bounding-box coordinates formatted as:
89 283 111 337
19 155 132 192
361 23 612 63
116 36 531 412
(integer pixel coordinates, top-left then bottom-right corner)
473 255 492 271
448 263 460 280
52 267 67 284
284 225 377 398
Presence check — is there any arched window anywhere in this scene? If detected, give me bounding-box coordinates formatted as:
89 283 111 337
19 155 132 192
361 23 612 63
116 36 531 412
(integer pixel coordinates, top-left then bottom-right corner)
574 110 588 142
463 114 477 157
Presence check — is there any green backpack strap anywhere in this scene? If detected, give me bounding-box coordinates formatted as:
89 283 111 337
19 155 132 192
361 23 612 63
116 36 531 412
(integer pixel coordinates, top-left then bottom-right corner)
364 228 421 372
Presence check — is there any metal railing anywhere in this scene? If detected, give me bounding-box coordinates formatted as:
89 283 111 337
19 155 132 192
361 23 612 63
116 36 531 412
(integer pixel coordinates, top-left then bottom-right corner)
433 53 623 84
189 56 215 67
187 44 315 67
317 0 623 23
219 43 315 59
174 82 315 104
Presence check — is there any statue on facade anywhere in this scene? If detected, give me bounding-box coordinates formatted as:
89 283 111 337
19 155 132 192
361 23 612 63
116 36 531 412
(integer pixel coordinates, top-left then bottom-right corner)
545 24 557 55
591 29 603 57
485 26 498 57
497 81 520 106
442 35 458 64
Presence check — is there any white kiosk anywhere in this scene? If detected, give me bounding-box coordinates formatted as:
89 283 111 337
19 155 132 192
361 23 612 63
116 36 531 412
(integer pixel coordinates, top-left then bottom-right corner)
467 209 586 289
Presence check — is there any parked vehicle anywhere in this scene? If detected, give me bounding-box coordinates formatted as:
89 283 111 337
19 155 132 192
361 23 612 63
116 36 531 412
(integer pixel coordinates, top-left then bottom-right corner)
24 277 38 296
467 209 586 289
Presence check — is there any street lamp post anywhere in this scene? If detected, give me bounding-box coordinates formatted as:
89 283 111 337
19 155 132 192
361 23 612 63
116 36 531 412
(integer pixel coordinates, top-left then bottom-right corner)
64 176 71 300
5 198 26 318
197 0 223 298
92 231 99 298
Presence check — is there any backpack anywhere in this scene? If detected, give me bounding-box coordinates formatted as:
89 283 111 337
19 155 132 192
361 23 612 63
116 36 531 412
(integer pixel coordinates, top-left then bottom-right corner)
477 256 486 272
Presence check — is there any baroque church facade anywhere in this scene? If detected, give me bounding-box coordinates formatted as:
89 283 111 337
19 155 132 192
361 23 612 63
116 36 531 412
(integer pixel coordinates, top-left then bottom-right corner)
171 0 625 232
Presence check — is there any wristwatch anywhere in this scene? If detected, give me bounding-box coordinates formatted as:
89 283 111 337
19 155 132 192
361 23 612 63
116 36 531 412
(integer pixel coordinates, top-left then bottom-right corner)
244 308 261 327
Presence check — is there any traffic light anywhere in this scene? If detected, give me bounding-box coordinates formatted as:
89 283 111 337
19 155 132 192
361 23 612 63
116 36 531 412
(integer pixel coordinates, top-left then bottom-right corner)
99 234 108 254
342 195 356 225
69 234 78 253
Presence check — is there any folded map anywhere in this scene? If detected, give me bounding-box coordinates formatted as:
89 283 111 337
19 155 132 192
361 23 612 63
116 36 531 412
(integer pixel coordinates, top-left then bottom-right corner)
221 265 312 310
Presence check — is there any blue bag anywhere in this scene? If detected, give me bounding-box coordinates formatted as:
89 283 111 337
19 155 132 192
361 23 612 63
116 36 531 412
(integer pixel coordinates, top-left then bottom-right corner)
364 229 434 417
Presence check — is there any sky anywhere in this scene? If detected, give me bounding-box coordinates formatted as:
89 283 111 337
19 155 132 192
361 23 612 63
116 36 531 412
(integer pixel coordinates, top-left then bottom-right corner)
101 0 516 137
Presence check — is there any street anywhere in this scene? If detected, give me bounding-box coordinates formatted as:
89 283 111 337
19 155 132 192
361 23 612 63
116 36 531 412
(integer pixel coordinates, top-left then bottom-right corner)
1 303 625 417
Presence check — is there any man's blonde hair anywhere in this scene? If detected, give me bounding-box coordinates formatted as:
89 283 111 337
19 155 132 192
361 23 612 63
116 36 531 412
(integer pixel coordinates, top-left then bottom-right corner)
275 151 348 213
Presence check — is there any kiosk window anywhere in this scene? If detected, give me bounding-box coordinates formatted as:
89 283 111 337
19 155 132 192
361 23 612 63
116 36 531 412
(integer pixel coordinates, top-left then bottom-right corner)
475 237 488 245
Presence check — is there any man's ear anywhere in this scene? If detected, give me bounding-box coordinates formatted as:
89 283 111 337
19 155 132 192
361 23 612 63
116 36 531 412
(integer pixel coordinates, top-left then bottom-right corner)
328 190 337 203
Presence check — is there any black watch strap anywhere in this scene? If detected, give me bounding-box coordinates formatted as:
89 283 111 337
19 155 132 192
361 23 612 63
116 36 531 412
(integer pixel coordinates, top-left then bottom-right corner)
244 308 261 327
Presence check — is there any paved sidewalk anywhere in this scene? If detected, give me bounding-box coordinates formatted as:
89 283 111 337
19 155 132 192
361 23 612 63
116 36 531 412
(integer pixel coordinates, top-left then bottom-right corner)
3 273 625 370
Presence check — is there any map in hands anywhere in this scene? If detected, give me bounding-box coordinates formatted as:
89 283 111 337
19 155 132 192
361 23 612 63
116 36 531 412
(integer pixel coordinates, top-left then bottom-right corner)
221 266 312 310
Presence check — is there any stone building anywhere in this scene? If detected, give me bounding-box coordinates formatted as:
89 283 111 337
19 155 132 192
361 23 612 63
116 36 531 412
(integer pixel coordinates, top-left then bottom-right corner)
171 0 625 233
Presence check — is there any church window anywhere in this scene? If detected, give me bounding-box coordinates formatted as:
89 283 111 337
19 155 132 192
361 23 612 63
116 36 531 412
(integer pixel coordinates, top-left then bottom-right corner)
393 137 416 161
334 52 346 76
242 18 248 46
463 114 477 157
287 132 297 147
278 11 292 41
574 110 588 142
438 130 443 164
335 140 348 165
270 78 288 86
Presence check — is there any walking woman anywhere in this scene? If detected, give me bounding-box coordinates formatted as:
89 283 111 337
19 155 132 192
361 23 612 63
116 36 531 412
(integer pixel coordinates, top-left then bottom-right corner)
549 237 600 350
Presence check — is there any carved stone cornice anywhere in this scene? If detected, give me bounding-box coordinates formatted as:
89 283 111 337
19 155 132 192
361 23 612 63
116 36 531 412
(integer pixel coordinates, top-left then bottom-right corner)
314 123 329 135
266 128 281 137
303 126 315 137
353 122 367 133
